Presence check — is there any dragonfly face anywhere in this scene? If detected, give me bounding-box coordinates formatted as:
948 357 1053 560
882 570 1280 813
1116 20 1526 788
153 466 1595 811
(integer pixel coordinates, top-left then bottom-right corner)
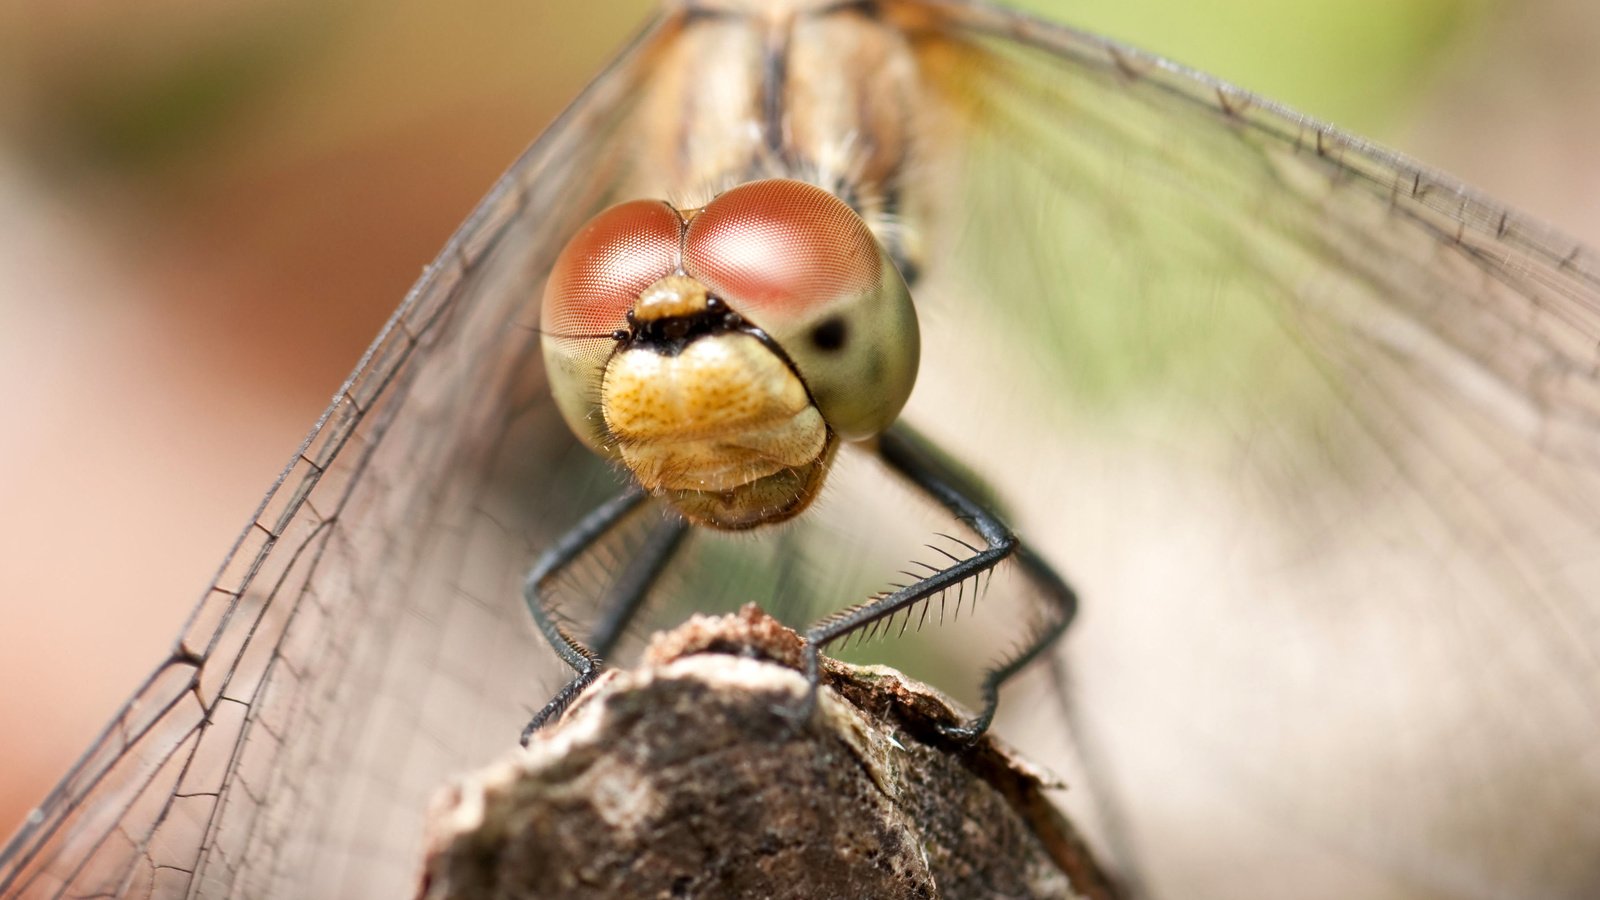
541 179 918 528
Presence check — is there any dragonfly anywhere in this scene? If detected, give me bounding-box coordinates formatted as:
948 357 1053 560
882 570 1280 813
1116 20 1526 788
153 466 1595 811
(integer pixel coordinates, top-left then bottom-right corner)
5 0 1600 898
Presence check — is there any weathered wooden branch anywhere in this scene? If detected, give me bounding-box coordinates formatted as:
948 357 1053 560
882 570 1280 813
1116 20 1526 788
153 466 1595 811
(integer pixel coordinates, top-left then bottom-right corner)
417 606 1118 899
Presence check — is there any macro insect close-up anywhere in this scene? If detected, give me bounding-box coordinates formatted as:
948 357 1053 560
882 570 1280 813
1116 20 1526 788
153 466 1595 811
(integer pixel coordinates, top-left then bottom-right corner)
2 0 1598 898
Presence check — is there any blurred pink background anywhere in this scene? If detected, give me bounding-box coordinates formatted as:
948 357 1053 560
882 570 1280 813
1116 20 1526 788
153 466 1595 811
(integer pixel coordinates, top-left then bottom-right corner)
0 0 1595 838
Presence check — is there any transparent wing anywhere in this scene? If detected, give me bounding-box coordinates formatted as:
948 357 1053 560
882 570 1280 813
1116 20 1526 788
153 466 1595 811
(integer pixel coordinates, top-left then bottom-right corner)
9 3 1600 899
0 15 682 900
894 1 1600 897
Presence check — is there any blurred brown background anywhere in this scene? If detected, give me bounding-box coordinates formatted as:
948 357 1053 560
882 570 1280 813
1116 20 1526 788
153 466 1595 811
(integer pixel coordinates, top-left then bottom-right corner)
0 0 1595 838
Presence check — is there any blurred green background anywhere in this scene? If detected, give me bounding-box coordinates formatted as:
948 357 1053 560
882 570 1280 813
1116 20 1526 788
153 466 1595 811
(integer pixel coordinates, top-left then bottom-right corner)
0 0 1594 835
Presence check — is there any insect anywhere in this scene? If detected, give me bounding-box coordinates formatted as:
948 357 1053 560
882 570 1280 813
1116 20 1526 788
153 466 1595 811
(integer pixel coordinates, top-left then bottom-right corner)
524 175 1075 740
4 1 1599 898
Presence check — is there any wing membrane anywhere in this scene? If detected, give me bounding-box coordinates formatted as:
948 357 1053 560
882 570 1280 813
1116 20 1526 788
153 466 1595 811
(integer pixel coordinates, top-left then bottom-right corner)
7 2 1600 898
0 16 677 899
897 2 1600 897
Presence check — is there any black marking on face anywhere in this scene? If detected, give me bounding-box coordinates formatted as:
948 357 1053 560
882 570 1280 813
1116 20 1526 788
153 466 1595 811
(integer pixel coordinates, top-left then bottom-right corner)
624 297 749 356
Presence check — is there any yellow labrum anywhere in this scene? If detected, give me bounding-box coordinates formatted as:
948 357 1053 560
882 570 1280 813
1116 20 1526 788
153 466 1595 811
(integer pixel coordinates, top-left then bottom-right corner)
603 324 834 528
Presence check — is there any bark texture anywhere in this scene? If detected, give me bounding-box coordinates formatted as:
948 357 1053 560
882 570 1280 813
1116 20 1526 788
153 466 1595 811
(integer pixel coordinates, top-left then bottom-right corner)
417 605 1117 900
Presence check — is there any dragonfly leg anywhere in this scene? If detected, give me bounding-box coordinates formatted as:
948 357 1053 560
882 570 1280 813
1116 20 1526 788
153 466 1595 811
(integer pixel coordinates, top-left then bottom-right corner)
586 514 692 657
521 484 689 744
799 423 1078 743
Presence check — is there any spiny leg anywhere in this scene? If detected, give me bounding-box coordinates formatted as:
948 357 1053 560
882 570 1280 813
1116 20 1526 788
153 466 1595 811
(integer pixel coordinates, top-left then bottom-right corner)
800 423 1078 742
588 515 692 657
521 485 689 744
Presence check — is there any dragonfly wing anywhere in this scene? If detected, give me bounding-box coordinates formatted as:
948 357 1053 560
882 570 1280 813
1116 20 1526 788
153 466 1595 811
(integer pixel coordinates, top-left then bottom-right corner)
0 15 684 900
897 1 1600 897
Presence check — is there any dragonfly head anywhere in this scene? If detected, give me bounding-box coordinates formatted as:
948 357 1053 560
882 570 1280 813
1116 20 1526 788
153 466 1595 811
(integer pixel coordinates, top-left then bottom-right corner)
542 179 919 529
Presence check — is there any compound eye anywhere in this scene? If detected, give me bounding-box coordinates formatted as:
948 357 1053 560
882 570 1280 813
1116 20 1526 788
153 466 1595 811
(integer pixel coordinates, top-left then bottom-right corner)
684 179 919 442
684 179 881 319
542 199 683 348
542 199 683 452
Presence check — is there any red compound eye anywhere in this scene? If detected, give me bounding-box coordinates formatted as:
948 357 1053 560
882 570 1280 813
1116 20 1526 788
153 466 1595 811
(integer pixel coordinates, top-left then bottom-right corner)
542 199 683 340
684 179 881 320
